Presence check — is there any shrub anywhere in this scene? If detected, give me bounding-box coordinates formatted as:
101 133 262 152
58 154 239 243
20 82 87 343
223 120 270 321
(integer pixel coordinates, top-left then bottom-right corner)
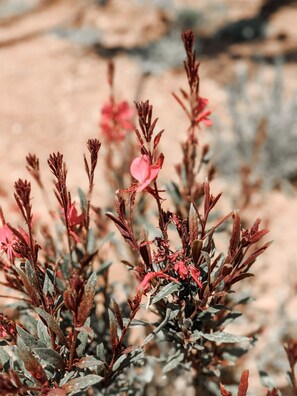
0 30 287 396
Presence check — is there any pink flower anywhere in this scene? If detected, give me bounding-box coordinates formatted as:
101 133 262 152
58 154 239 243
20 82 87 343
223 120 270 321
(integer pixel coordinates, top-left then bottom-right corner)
130 155 162 192
137 271 179 293
0 224 29 262
188 265 202 288
195 97 213 127
174 261 188 280
64 202 84 243
0 313 17 341
67 202 84 228
100 100 134 142
174 261 203 288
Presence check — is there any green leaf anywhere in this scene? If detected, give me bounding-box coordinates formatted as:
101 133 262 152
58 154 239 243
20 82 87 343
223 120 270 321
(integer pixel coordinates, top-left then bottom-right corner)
17 325 45 349
96 260 112 276
43 269 55 296
96 343 105 362
86 229 96 254
76 319 91 357
35 308 68 347
78 188 88 213
111 298 124 330
162 350 185 373
17 336 45 378
142 307 175 346
75 356 104 369
112 354 126 372
199 331 250 343
34 348 65 369
0 346 10 366
75 325 94 338
61 255 70 279
122 318 150 327
218 312 242 327
62 374 103 394
37 320 52 348
151 282 181 304
188 330 202 343
112 348 144 372
59 371 76 386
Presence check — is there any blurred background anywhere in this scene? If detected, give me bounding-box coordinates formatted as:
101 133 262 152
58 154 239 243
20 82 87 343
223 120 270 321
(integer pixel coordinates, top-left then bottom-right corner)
0 0 297 393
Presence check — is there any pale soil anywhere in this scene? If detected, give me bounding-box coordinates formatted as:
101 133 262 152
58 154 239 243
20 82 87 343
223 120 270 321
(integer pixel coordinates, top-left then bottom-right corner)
0 0 296 394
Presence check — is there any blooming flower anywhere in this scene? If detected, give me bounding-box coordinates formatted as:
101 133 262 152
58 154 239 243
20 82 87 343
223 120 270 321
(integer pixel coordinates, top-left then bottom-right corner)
174 260 202 288
174 261 188 280
0 224 29 262
130 155 162 192
195 97 213 127
100 100 134 142
188 265 202 288
137 271 179 293
64 202 84 243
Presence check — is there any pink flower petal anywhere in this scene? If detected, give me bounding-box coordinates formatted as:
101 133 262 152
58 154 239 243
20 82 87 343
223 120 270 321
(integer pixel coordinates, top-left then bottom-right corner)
188 265 202 288
202 118 213 127
130 155 150 183
174 261 188 280
136 164 161 192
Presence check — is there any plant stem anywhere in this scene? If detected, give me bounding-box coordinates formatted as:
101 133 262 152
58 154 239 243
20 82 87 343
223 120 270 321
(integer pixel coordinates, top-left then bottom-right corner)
68 329 78 368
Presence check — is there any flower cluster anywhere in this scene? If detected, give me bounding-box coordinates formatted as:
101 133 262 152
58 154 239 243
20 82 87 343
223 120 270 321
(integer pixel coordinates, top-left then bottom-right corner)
195 97 213 127
64 202 84 242
0 223 30 262
100 100 134 142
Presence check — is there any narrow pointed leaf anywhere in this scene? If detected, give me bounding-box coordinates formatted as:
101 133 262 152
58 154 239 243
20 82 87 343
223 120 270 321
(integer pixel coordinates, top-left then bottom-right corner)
62 375 103 394
34 348 65 369
151 282 180 304
35 308 68 347
77 273 97 326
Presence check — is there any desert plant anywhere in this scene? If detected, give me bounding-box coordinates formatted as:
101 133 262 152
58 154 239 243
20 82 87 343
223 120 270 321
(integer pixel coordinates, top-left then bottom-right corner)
0 30 283 396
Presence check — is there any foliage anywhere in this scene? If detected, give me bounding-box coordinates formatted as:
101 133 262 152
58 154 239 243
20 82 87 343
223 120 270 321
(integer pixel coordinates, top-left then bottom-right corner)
0 30 291 396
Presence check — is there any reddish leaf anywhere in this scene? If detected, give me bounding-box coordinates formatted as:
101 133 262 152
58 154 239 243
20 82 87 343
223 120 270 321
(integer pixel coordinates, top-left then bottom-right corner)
15 267 40 306
237 370 249 396
249 229 269 244
77 273 97 326
240 242 272 269
220 383 233 396
192 239 203 265
229 272 254 286
229 212 241 257
109 309 119 352
203 181 210 215
35 308 68 347
111 299 124 330
153 130 164 149
189 203 199 243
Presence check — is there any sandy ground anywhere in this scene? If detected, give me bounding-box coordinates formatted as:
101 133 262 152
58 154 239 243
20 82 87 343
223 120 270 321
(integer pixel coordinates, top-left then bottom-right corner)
0 0 297 394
